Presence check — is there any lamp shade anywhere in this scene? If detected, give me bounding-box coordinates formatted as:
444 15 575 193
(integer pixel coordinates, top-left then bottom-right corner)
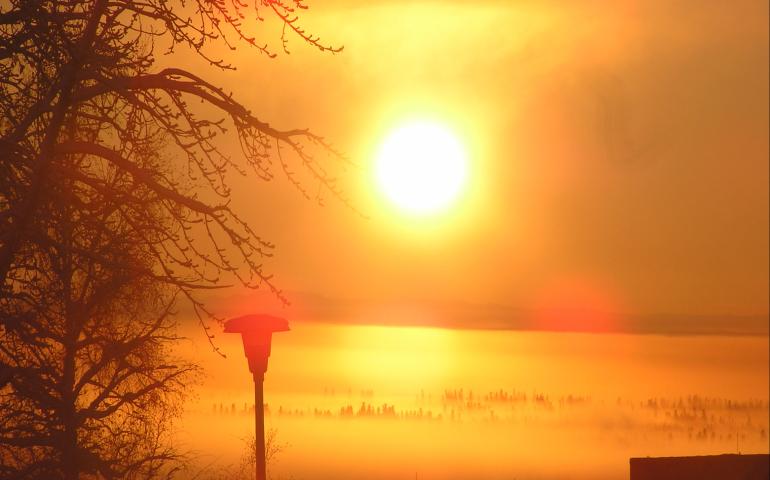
224 314 290 376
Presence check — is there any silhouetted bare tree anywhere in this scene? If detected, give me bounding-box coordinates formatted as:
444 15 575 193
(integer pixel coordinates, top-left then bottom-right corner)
194 429 287 480
0 1 346 478
0 176 197 479
0 0 348 347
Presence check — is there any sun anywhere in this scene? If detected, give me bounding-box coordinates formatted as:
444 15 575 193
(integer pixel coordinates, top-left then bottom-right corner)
375 120 468 216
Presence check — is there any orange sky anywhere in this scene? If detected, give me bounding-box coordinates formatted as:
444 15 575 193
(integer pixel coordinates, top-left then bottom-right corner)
174 1 768 331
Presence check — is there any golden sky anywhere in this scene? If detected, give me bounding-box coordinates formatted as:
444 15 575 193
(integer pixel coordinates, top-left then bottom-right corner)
179 0 769 331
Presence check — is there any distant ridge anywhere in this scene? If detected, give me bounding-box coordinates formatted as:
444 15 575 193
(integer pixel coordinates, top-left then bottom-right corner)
202 290 770 336
290 293 770 336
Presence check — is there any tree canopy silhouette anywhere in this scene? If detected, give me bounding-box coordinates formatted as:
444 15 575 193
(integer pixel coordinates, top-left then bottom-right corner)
0 1 347 478
0 206 197 479
0 0 349 349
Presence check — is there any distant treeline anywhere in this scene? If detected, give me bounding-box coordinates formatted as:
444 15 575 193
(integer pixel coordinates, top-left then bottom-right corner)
202 388 769 447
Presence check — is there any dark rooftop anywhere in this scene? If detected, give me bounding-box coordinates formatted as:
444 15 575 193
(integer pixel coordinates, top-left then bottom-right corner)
630 454 769 480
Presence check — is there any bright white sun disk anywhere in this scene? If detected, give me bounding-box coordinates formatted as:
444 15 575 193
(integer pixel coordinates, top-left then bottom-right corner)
375 121 467 215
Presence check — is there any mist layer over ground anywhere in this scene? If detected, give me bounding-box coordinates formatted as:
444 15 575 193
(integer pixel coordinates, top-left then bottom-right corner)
179 322 769 479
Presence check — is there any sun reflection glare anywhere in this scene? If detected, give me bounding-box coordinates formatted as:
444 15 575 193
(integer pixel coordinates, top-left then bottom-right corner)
335 324 456 393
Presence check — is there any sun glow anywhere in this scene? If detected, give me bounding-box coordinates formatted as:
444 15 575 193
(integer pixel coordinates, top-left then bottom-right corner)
375 121 468 216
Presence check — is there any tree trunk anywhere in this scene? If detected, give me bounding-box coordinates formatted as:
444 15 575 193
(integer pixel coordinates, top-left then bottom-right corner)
60 210 79 480
61 347 78 480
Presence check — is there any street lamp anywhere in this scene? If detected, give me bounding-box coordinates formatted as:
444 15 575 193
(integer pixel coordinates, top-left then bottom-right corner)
224 314 290 480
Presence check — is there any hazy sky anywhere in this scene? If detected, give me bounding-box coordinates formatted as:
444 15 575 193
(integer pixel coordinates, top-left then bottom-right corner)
180 1 769 330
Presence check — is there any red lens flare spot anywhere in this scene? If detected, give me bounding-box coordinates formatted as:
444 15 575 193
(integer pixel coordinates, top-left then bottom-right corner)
532 278 623 333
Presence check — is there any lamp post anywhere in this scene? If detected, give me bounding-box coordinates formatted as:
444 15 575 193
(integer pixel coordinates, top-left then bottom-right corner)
224 314 290 480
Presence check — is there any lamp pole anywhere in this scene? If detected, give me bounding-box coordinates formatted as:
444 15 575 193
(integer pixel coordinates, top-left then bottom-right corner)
224 314 290 480
254 371 266 480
